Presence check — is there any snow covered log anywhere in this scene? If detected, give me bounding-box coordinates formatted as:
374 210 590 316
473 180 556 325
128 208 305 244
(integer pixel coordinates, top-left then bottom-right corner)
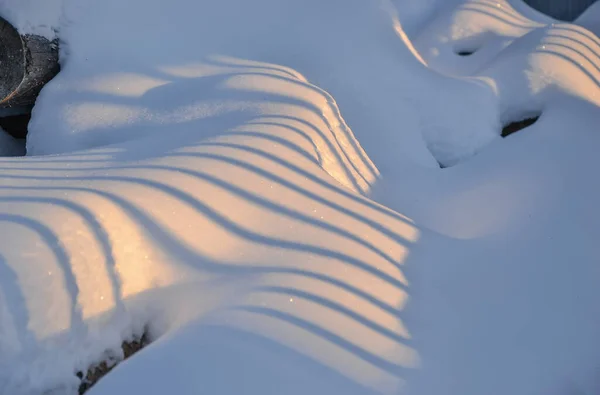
0 16 59 108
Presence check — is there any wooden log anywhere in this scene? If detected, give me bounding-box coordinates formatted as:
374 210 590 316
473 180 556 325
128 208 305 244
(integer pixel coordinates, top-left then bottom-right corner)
0 17 59 108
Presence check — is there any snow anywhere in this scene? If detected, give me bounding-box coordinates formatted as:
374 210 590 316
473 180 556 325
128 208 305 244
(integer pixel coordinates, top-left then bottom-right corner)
575 0 600 36
0 0 599 394
0 129 24 157
0 0 61 38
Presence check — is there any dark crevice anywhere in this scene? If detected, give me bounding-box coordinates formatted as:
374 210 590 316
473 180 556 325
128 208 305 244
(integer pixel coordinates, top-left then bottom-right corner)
501 115 540 137
77 330 151 394
456 49 476 56
523 0 597 22
438 113 541 169
0 109 31 140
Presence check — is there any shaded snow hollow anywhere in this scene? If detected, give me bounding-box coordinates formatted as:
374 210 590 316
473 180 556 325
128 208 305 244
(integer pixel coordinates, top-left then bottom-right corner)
1 0 600 394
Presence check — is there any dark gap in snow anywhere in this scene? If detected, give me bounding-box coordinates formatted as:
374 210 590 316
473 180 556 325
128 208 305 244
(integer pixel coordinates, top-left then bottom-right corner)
0 107 31 156
456 49 476 56
523 0 597 22
0 107 30 156
77 330 151 394
501 115 540 137
0 110 31 140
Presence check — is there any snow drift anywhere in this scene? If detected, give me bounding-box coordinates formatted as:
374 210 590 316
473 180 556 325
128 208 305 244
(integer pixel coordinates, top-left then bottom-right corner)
0 0 599 394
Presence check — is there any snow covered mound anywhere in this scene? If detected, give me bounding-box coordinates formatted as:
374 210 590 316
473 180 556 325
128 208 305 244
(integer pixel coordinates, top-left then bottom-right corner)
0 0 600 395
26 0 501 169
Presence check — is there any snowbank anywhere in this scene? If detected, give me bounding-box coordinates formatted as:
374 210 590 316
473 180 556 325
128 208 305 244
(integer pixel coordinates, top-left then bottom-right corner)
0 0 599 394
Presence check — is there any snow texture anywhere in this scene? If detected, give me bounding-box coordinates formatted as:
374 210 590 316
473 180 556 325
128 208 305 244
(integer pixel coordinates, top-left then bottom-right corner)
0 0 599 394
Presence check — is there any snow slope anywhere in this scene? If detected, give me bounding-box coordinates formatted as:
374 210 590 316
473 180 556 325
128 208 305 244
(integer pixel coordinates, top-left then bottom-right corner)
0 0 599 394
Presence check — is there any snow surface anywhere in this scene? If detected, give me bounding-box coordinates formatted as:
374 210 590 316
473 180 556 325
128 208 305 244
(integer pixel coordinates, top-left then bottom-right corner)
1 0 600 394
0 0 61 38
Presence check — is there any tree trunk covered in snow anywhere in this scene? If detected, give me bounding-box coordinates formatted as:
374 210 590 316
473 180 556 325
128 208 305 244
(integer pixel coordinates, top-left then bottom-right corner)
524 0 597 21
